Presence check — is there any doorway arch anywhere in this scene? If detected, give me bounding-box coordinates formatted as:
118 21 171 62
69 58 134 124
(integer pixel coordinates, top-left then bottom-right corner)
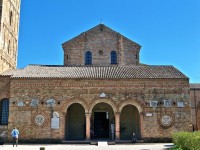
91 102 115 139
120 104 141 140
65 103 85 140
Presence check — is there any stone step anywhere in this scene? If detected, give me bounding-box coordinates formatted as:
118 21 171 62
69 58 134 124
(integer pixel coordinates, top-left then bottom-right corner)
98 141 108 146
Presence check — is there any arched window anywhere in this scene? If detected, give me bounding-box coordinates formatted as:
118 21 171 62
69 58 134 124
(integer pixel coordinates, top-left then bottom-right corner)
136 54 138 60
110 51 117 64
0 99 9 125
8 40 10 54
9 11 13 26
85 51 92 65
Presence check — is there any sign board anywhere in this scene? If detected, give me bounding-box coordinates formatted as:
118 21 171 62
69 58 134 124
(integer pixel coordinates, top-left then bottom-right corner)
51 118 59 129
51 112 60 129
18 101 24 107
146 113 153 117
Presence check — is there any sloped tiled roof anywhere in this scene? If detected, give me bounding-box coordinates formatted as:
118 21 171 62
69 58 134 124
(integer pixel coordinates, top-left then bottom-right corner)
190 83 200 89
62 24 141 47
0 65 188 79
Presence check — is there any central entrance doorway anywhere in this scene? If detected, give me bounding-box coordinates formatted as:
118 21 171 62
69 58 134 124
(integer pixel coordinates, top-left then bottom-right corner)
94 112 109 138
91 102 115 140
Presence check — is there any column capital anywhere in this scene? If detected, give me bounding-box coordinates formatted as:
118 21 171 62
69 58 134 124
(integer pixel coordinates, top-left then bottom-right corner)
85 113 91 117
115 112 121 116
62 112 67 115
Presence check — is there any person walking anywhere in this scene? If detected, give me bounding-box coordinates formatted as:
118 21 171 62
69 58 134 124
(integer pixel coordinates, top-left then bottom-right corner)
11 127 19 147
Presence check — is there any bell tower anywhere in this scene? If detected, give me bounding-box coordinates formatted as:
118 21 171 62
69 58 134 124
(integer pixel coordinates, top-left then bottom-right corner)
0 0 21 73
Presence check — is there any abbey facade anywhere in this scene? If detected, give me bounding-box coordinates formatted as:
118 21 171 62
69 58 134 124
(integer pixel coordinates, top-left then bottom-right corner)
0 0 199 142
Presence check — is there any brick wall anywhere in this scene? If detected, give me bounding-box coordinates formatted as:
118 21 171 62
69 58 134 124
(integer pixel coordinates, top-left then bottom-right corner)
6 78 190 140
0 76 10 137
190 88 200 130
62 24 141 66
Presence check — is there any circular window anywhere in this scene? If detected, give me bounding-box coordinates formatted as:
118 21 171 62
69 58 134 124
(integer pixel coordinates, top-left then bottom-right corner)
99 50 103 55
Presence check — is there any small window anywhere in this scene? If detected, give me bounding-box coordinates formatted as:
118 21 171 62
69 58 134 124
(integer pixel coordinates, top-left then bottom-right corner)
85 51 92 65
9 11 13 26
8 40 10 54
136 53 138 60
0 99 9 125
99 50 103 55
110 51 117 64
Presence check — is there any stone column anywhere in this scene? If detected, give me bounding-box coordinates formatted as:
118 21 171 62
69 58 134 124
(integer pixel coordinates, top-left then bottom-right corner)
115 112 120 140
85 113 91 140
60 112 67 140
139 112 143 138
63 112 68 140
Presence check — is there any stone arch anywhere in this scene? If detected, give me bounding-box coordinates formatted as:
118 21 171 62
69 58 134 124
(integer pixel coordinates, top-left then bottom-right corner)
63 99 88 113
65 103 86 140
118 100 143 139
88 99 117 114
0 98 9 125
118 100 143 113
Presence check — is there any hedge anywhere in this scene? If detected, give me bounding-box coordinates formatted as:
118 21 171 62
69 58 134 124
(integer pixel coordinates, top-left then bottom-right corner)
172 131 200 150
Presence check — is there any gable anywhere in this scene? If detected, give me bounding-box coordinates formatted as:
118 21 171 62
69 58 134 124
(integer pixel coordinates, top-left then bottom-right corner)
62 24 141 48
62 24 141 66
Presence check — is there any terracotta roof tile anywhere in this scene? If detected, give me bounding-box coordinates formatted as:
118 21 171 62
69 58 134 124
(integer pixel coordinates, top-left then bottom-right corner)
0 65 188 79
190 83 200 89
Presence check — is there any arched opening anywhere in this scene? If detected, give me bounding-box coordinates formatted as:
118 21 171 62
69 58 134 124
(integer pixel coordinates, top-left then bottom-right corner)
120 105 140 140
0 98 9 125
91 102 115 139
65 103 85 140
8 40 10 54
85 51 92 65
110 51 117 64
9 11 13 26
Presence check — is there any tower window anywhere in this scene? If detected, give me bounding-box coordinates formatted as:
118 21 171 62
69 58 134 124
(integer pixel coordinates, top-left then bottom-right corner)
136 53 138 60
8 40 10 54
9 11 13 26
0 99 9 125
85 51 92 65
110 51 117 64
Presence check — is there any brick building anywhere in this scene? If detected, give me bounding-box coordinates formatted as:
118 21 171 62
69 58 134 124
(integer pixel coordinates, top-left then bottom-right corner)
0 22 194 142
190 84 200 131
0 0 20 140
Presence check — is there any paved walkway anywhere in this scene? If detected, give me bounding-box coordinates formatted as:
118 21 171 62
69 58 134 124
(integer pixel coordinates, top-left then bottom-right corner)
0 143 174 150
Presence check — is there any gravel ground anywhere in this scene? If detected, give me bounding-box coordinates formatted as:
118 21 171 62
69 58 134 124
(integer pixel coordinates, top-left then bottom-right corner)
0 143 174 150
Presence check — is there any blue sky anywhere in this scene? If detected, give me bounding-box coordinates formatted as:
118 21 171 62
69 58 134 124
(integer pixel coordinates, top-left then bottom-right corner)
17 0 200 83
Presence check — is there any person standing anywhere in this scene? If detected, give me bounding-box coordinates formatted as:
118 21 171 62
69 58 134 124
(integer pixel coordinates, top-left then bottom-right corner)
11 127 19 147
